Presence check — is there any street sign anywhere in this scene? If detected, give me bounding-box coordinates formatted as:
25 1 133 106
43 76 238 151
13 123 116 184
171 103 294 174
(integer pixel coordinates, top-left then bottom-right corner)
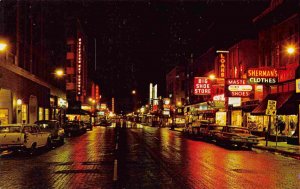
266 109 276 115
266 100 277 115
267 100 276 110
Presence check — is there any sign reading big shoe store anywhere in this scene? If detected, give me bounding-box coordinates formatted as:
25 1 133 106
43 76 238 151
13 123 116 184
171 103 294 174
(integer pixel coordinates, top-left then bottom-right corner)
247 68 278 84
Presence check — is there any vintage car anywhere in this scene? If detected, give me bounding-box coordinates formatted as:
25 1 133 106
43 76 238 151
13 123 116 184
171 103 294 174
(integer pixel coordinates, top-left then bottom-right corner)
200 124 224 141
0 124 51 152
214 126 259 149
35 120 65 145
183 120 214 138
63 121 86 137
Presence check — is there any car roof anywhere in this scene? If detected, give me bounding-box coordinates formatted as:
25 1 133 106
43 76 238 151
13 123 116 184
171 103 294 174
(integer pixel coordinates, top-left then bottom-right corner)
0 124 37 127
35 120 58 123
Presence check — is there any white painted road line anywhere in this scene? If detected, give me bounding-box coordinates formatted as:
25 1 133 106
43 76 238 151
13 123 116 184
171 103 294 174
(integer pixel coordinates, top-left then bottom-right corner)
115 143 118 150
113 159 118 181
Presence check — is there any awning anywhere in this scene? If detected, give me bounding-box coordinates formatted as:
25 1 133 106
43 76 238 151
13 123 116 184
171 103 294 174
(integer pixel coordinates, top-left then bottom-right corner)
251 92 298 115
66 108 91 115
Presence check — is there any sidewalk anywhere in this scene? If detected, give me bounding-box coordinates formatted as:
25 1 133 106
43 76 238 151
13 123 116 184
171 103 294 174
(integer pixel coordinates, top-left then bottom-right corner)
254 140 300 159
172 127 300 159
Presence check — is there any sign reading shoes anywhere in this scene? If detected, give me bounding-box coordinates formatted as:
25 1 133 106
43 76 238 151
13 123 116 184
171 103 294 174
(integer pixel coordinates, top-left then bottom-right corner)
225 79 253 97
247 68 278 84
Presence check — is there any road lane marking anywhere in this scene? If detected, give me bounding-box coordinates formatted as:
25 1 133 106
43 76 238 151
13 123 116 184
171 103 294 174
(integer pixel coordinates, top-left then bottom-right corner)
115 143 118 150
113 159 118 181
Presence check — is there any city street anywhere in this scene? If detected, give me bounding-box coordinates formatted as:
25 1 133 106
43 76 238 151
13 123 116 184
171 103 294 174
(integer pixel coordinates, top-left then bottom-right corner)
0 123 299 189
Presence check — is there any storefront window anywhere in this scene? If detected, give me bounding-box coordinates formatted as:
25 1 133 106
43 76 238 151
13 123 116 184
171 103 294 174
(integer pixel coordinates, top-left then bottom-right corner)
0 109 9 125
39 107 44 121
247 114 268 131
271 115 298 136
231 110 242 126
45 109 49 120
216 111 226 126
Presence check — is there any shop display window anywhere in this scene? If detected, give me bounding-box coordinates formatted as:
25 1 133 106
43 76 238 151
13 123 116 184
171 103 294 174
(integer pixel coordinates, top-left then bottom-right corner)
39 107 44 121
231 110 242 126
216 112 226 126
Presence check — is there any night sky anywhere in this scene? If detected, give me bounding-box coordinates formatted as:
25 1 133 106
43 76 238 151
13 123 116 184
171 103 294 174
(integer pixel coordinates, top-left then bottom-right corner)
50 0 270 111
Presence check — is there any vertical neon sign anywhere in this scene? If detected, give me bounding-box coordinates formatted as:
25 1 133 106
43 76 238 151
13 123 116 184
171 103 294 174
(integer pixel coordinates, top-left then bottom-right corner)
77 38 82 96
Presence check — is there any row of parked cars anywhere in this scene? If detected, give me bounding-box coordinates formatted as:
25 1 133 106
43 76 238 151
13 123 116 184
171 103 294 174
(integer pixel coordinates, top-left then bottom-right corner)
183 121 260 149
0 120 93 154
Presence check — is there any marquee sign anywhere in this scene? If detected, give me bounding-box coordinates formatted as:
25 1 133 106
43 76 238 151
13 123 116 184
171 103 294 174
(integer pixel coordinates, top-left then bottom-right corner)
225 79 253 97
194 77 211 95
247 68 278 84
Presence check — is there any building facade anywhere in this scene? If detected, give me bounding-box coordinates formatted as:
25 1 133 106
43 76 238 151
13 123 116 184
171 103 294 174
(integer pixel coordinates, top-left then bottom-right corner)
0 1 66 124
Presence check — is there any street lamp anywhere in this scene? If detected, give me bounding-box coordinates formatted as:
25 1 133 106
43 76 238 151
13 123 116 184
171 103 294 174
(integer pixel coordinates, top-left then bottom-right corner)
286 45 296 55
132 90 136 95
209 74 216 80
55 68 64 77
0 41 7 52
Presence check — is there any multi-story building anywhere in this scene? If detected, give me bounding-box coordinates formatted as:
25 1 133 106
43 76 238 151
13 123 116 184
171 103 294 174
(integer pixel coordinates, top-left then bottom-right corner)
251 0 299 143
166 65 185 106
0 1 65 124
65 19 88 106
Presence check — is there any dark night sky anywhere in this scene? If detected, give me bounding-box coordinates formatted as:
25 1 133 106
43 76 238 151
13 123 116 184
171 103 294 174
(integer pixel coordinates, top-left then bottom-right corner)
49 0 270 111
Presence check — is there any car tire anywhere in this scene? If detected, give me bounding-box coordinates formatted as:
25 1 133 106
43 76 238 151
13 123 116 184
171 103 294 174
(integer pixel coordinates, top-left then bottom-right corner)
29 143 37 155
247 144 252 150
59 137 64 145
46 137 52 150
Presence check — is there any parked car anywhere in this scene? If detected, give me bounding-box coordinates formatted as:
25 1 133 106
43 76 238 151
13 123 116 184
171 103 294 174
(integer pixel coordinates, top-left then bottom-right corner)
183 120 214 138
214 126 259 149
99 119 111 127
35 120 65 145
199 124 224 141
63 121 86 137
0 124 51 153
83 121 93 131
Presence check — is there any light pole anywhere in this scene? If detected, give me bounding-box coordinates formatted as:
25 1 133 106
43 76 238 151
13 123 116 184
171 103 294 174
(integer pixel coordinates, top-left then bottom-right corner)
132 89 137 112
285 45 300 145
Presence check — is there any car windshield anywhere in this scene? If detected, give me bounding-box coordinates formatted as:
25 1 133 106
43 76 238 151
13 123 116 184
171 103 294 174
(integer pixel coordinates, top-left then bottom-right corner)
0 126 21 133
37 122 56 130
209 126 223 131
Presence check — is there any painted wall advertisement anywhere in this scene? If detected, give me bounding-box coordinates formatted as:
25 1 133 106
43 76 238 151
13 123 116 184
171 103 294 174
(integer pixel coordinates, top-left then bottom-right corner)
225 79 253 97
194 77 211 95
247 68 278 84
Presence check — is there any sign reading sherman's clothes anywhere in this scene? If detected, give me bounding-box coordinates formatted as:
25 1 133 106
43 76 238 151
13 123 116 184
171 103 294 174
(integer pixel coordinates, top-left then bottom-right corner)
247 68 278 84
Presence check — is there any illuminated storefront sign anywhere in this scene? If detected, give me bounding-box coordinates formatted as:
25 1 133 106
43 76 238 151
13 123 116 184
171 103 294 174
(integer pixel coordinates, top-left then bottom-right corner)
77 38 82 95
216 50 228 78
194 77 211 95
228 97 241 107
213 94 225 101
225 79 253 97
247 68 278 84
218 53 226 78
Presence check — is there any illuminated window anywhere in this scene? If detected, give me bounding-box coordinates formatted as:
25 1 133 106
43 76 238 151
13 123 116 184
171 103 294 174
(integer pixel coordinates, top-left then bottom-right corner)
21 104 28 124
45 109 49 120
39 107 44 121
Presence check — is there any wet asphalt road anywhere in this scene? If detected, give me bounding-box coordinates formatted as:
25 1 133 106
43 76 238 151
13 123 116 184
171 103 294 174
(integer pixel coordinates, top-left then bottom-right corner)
0 123 299 189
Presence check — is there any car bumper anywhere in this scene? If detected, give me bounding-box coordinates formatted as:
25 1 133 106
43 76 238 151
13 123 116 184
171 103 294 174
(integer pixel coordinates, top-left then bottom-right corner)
0 144 26 151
